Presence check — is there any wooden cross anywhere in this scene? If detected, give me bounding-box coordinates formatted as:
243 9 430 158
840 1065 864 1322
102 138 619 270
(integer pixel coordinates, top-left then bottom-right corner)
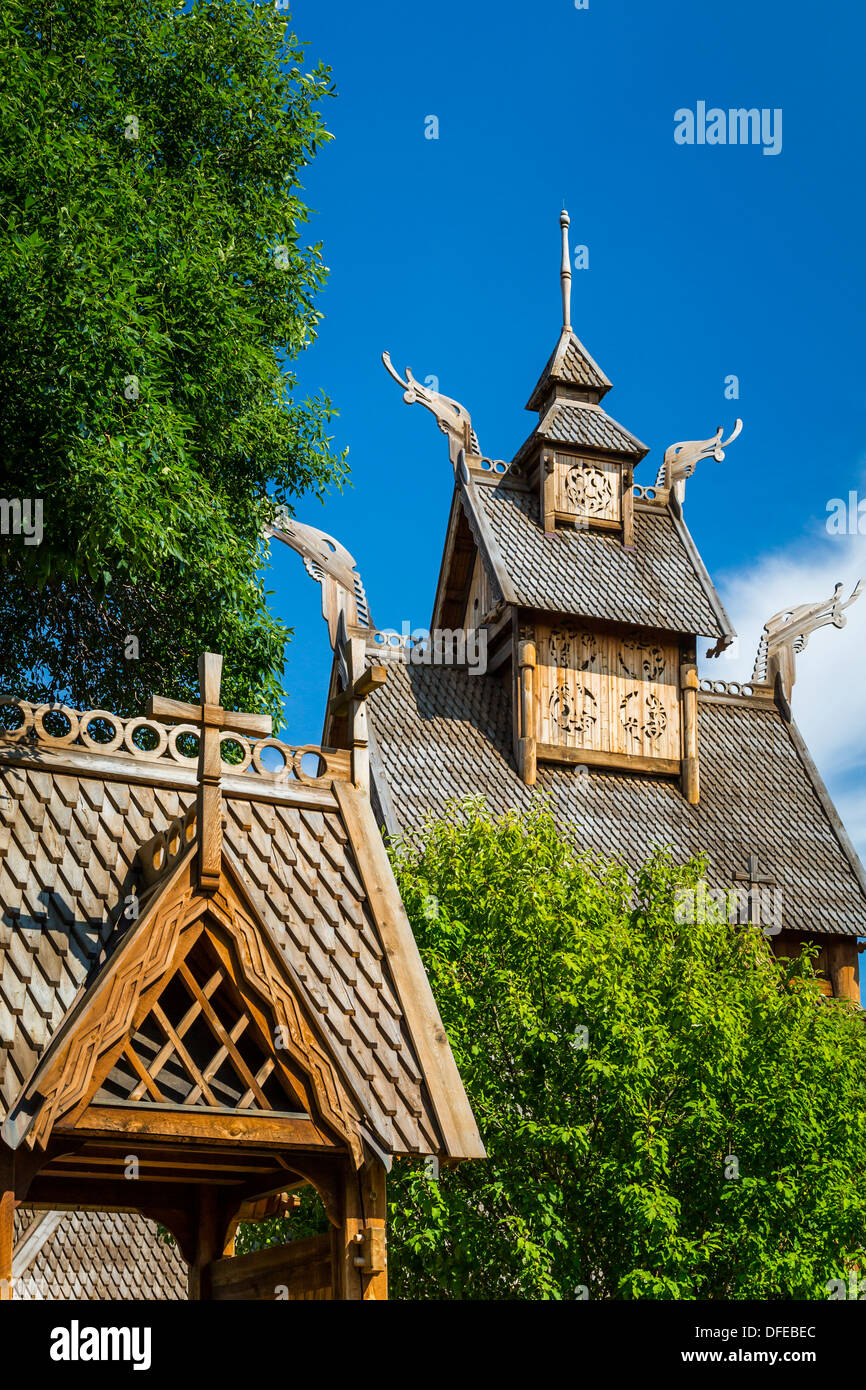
147 653 272 891
327 663 388 719
733 854 776 927
734 854 775 890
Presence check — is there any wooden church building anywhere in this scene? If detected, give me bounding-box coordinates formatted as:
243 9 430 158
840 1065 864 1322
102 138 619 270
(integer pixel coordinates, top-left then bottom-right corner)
2 210 863 1301
284 210 865 1008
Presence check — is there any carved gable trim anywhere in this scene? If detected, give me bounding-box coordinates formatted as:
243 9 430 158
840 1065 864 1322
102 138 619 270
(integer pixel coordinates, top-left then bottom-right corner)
11 851 363 1162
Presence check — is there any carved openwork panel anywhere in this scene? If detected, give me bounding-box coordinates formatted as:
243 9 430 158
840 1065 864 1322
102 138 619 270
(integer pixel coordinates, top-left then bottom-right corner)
553 453 621 525
535 624 681 763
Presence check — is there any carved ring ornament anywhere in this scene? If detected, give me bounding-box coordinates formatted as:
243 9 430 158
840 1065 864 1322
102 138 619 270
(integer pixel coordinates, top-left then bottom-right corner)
0 698 348 787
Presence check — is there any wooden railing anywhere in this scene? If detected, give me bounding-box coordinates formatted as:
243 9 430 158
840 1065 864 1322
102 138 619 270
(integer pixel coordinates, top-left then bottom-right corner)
0 697 351 786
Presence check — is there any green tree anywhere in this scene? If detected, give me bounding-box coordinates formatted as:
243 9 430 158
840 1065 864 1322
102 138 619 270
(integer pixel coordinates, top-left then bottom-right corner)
386 802 866 1299
0 0 344 721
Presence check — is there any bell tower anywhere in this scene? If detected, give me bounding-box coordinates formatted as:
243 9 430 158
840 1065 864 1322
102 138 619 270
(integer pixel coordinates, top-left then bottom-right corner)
386 210 739 804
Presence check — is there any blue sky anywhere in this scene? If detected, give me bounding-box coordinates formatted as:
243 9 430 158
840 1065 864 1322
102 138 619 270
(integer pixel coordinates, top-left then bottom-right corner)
269 0 866 890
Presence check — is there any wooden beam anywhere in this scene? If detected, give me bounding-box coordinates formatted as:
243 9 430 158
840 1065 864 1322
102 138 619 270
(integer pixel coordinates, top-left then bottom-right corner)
130 967 222 1102
535 743 681 777
680 661 700 805
826 939 860 1003
123 1043 165 1103
0 743 343 808
48 1152 277 1176
552 511 621 531
327 666 388 718
542 452 556 532
517 637 537 787
36 1166 246 1186
209 1232 334 1301
178 962 270 1109
333 781 485 1162
188 1185 221 1301
0 1153 13 1302
152 1001 220 1107
622 466 635 548
22 1176 195 1217
63 1104 339 1150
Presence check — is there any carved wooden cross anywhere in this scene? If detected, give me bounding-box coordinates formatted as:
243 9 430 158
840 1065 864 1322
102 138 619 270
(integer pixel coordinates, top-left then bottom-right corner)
147 653 272 891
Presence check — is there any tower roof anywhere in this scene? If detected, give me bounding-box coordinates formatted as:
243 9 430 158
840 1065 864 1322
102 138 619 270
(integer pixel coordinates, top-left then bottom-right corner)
457 472 732 636
526 325 613 410
525 209 613 409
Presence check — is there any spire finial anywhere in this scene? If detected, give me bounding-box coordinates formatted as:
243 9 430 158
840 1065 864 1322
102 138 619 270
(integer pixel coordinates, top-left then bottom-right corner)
560 208 571 331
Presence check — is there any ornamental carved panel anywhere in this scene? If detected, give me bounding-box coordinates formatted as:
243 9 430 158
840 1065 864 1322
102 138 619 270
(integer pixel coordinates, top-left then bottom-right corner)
553 454 621 524
535 623 681 764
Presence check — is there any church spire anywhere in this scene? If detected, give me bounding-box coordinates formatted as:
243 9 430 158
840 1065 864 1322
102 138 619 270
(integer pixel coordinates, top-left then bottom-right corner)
560 208 572 331
525 208 612 412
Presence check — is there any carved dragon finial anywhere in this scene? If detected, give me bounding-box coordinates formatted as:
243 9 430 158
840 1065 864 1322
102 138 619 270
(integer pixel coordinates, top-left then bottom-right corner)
268 515 371 647
751 578 863 700
381 351 480 465
656 419 743 502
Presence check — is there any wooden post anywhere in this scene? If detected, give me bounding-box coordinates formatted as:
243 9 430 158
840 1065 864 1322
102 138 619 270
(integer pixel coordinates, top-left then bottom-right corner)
338 1155 388 1301
187 1186 222 1301
517 638 537 787
622 466 634 548
826 940 860 1003
680 661 699 805
197 653 224 890
542 453 556 533
348 632 370 793
0 1151 14 1302
146 652 272 893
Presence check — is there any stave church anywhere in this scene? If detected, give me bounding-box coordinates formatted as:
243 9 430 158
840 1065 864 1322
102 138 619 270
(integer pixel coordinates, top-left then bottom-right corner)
1 212 863 1300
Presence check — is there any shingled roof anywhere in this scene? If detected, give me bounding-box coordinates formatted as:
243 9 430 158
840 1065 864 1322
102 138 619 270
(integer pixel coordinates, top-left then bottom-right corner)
459 475 734 640
525 327 613 409
367 661 866 940
12 1206 187 1300
515 398 649 465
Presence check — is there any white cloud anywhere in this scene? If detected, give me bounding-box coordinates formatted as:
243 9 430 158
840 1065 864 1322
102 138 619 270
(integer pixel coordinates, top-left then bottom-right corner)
697 508 866 859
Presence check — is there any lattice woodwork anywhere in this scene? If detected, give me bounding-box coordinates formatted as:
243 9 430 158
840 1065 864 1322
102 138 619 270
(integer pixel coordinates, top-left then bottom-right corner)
25 855 360 1157
95 935 305 1114
535 623 681 763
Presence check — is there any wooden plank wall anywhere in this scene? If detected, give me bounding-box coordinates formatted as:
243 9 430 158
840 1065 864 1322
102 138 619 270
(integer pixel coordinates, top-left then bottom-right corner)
464 551 494 628
535 623 681 764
